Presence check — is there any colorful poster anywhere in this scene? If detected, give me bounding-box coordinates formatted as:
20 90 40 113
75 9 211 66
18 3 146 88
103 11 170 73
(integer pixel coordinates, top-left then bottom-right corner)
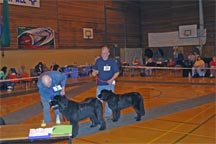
0 0 40 8
17 27 55 49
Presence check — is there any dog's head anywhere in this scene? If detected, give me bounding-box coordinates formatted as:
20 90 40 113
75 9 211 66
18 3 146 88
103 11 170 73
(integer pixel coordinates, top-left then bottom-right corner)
98 89 113 101
50 95 69 110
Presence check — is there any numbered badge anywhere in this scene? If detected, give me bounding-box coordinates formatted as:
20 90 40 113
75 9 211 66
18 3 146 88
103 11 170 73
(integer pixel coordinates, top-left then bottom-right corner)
103 65 111 71
53 85 62 92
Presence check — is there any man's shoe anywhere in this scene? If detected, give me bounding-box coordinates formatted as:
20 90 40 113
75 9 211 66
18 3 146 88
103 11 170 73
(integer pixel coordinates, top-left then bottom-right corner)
7 86 13 89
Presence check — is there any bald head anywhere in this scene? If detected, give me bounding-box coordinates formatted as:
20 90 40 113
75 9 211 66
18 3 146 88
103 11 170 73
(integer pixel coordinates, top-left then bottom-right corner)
41 74 52 87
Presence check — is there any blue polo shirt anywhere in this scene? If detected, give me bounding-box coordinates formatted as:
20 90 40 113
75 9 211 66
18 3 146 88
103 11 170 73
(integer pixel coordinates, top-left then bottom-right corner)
92 57 119 86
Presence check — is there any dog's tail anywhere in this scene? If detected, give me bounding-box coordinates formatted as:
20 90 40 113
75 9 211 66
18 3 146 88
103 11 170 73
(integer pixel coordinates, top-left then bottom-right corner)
139 94 145 116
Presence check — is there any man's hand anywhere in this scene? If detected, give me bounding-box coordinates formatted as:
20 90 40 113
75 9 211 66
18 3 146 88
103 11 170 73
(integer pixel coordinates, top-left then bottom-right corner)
107 79 116 85
60 87 65 96
92 69 99 76
107 72 119 85
107 79 113 85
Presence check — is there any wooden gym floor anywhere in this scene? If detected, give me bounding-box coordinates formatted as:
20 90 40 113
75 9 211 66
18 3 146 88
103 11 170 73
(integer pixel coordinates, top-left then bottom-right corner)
0 71 216 144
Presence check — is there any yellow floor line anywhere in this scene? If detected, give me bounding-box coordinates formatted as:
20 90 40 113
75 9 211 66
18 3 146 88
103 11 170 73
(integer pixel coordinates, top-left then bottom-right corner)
147 104 215 143
131 123 215 139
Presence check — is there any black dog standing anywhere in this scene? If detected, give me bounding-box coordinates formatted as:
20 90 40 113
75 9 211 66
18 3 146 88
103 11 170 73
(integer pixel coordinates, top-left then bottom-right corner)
98 89 145 122
50 95 106 138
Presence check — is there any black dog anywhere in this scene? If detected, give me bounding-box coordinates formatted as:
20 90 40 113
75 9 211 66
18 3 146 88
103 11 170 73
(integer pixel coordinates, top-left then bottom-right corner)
98 89 145 122
50 95 106 138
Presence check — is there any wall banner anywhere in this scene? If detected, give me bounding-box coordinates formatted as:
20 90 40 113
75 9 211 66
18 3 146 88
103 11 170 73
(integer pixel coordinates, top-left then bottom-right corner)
17 27 55 49
0 0 40 8
148 29 206 47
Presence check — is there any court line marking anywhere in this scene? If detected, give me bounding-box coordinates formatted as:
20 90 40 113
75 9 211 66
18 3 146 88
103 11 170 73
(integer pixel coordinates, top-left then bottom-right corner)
129 112 215 140
147 104 215 143
173 113 216 143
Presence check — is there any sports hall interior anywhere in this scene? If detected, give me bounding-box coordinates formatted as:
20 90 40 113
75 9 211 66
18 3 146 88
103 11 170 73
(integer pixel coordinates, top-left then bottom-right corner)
0 0 215 144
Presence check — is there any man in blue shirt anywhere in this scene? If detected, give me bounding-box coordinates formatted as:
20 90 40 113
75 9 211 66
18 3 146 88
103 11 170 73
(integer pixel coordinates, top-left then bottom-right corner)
92 45 119 118
37 71 67 122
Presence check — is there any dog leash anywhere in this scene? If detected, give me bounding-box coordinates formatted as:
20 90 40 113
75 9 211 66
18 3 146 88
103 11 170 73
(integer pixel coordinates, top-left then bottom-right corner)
96 76 108 85
96 76 114 90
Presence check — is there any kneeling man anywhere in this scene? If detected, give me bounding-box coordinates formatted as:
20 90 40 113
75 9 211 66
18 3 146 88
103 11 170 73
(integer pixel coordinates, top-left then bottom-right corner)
37 71 67 122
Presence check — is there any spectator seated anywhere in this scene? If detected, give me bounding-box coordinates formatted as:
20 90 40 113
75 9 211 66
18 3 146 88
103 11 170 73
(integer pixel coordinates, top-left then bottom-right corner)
21 73 32 89
7 68 19 91
131 58 142 76
145 58 156 76
192 56 206 78
121 62 130 76
168 59 175 67
30 68 38 84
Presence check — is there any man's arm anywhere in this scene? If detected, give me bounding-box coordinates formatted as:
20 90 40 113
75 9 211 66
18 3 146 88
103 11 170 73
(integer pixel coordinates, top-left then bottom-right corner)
60 74 67 87
60 73 67 95
107 72 119 85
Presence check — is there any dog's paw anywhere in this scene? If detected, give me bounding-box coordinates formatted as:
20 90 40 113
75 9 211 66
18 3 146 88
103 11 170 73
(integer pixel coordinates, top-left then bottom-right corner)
90 124 97 128
134 116 141 121
99 125 106 130
141 110 145 116
112 119 118 122
72 133 77 138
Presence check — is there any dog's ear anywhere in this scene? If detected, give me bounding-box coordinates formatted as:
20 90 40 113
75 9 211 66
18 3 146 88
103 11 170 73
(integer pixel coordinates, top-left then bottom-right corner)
54 95 61 98
53 95 58 99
